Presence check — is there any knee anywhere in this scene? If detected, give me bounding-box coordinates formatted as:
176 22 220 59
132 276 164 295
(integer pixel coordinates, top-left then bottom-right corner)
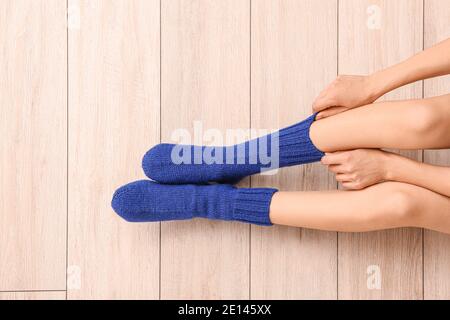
384 184 421 226
408 103 444 137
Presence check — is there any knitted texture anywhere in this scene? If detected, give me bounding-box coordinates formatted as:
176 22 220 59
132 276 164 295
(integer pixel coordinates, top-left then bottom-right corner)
142 114 323 184
111 180 278 226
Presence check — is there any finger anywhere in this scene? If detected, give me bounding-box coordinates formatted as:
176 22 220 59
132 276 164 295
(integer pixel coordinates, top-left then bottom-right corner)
311 90 328 110
341 182 359 190
324 151 345 155
321 154 340 165
316 106 349 119
335 174 353 182
321 151 350 165
312 96 337 113
328 165 346 174
341 181 365 190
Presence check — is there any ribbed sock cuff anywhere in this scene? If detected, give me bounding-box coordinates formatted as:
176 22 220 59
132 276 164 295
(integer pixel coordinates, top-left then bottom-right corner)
278 113 324 166
232 188 278 226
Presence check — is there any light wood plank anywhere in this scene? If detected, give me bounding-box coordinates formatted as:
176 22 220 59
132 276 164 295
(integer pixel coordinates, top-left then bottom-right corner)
68 0 160 299
338 0 423 299
160 0 250 299
250 0 338 299
0 291 65 300
0 0 66 291
423 0 450 300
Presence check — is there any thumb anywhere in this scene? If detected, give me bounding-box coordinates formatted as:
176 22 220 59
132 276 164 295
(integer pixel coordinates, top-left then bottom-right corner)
316 106 349 119
312 96 335 113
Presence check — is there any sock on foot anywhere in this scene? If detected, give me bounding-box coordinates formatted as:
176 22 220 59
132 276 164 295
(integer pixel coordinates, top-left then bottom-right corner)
142 114 323 184
111 180 277 226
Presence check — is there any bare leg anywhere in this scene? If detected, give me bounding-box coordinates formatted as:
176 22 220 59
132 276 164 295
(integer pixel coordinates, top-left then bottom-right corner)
310 94 450 151
269 182 450 234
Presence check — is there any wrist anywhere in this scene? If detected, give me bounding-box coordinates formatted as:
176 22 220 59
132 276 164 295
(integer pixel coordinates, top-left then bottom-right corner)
382 151 403 181
366 71 394 100
383 152 423 184
368 59 419 100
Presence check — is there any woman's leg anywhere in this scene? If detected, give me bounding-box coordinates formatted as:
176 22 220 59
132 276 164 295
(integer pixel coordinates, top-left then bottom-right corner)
310 93 450 151
270 181 450 234
140 94 449 184
112 179 450 233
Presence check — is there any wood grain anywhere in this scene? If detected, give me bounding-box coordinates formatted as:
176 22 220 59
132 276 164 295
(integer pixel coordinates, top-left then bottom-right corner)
160 0 250 299
0 291 65 300
67 0 160 299
338 0 423 299
0 0 66 291
423 0 450 300
2 0 449 299
250 0 338 299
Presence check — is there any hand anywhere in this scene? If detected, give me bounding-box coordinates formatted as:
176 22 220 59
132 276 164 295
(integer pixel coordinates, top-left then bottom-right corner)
321 149 392 190
312 75 379 119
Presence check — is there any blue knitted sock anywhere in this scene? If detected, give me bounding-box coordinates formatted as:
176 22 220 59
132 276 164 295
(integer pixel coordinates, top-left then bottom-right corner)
142 114 323 184
111 180 277 226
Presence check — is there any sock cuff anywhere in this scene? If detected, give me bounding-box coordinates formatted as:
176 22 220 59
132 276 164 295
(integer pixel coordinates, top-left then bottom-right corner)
232 188 278 226
277 113 324 166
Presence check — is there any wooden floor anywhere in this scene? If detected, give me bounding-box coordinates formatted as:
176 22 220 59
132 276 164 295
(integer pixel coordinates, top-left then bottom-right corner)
1 0 449 300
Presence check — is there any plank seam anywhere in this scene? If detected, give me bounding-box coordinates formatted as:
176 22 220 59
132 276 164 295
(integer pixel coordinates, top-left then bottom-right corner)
159 0 162 301
249 0 252 301
336 0 340 301
421 0 425 301
0 290 66 293
65 0 69 301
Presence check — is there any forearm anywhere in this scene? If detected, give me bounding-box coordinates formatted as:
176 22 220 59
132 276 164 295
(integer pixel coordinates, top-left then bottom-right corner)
368 38 450 98
385 153 450 197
